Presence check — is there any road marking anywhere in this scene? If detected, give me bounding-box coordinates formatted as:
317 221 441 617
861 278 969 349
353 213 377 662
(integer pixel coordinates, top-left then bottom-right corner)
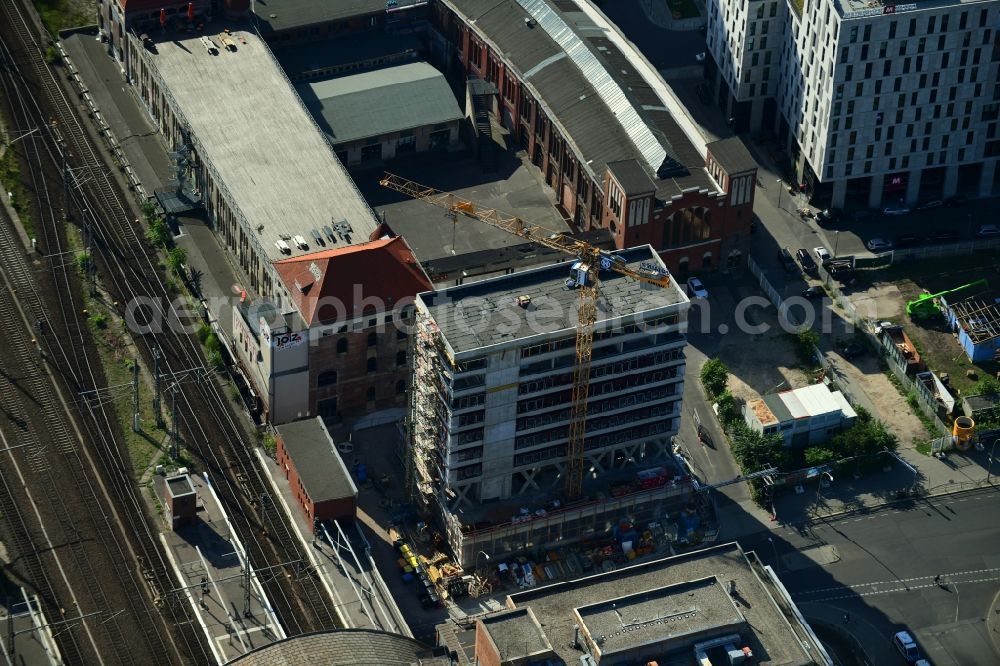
793 566 1000 597
795 575 1000 603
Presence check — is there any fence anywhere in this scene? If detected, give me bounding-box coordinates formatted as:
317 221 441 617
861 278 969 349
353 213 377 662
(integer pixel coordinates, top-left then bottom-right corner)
747 255 805 327
890 237 1000 262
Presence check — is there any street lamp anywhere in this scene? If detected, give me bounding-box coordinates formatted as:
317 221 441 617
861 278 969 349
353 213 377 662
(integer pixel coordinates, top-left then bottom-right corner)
476 550 490 574
987 438 999 485
816 471 834 508
833 230 841 258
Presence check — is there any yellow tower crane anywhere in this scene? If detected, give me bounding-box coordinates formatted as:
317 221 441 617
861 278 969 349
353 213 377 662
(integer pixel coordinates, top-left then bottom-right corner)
380 173 672 499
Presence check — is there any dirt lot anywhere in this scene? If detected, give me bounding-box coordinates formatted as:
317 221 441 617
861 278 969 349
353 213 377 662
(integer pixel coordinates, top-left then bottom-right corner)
847 256 1000 398
716 333 811 405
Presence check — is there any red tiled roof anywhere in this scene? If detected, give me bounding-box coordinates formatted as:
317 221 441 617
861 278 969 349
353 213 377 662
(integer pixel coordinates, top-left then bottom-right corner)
274 237 432 327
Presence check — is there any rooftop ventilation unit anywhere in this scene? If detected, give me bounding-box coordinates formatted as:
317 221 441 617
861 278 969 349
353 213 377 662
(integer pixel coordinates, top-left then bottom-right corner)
293 235 308 250
274 239 291 254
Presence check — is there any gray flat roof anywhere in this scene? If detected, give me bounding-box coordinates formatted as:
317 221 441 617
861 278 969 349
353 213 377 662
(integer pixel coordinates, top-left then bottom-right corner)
417 245 688 356
298 62 463 144
252 0 388 34
576 577 743 656
506 542 817 665
276 417 357 503
272 30 422 79
146 27 378 262
479 608 552 662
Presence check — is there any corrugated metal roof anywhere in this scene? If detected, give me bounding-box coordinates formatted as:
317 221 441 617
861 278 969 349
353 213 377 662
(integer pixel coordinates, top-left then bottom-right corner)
777 384 841 419
516 0 667 172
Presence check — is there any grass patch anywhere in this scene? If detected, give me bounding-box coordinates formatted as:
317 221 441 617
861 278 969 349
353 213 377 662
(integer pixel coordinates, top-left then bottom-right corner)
665 0 700 20
0 146 34 239
915 440 932 456
68 226 171 476
33 0 93 36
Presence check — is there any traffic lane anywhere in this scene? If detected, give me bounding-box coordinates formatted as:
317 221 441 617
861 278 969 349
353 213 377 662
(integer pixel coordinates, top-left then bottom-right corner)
811 200 991 255
599 0 705 69
743 490 1000 664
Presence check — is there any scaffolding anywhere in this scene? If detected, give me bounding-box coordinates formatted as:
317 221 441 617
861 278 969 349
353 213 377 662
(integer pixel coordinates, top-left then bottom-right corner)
408 313 451 509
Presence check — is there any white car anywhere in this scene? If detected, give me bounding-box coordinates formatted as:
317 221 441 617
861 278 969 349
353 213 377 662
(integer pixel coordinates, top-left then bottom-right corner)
686 277 708 299
976 223 1000 237
695 52 706 63
866 238 892 252
813 246 831 263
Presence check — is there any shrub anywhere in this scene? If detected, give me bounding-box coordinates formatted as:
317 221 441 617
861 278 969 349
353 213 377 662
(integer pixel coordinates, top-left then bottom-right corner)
76 252 91 274
795 330 820 364
207 349 224 370
196 322 212 344
700 358 729 399
146 217 170 248
973 376 1000 397
167 247 187 275
89 312 108 329
715 390 739 428
804 446 836 467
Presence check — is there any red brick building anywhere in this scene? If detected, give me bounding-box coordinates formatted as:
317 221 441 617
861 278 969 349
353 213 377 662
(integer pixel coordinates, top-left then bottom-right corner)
275 418 357 523
431 0 756 277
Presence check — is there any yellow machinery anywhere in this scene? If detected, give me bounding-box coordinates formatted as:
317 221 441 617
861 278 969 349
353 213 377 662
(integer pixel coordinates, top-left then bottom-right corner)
379 173 670 498
952 416 975 451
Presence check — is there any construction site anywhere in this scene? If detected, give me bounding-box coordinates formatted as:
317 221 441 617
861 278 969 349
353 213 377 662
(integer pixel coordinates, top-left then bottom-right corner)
382 173 703 570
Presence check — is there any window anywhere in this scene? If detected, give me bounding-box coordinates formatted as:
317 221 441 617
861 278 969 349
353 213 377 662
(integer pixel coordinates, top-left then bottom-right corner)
366 357 377 373
960 11 967 30
909 18 917 36
889 21 897 39
396 380 406 395
849 26 858 43
366 387 376 402
918 37 926 52
879 41 887 58
902 155 909 168
938 35 946 50
845 65 853 80
928 15 936 33
863 24 871 41
367 332 377 347
317 370 337 387
864 62 873 79
941 15 948 32
899 40 907 56
889 157 897 169
840 47 849 63
885 142 892 156
396 350 406 366
336 338 347 354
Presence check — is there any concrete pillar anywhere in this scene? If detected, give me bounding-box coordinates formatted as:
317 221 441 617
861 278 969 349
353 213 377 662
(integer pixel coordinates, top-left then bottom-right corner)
905 169 922 206
868 173 884 209
979 160 996 197
942 164 960 198
830 179 847 208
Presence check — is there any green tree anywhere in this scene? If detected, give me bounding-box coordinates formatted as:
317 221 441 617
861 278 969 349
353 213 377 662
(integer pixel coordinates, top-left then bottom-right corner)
207 349 224 370
795 329 820 363
167 247 187 275
700 358 729 399
76 251 91 275
829 412 897 459
973 376 1000 397
714 390 739 428
729 422 787 472
146 217 170 248
804 446 836 467
196 322 212 345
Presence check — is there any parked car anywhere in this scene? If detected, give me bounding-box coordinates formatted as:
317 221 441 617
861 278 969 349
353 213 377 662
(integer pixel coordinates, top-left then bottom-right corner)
883 205 910 216
841 342 864 359
892 631 922 663
894 234 925 248
695 52 706 62
803 285 826 299
917 199 943 210
796 248 817 272
866 238 892 252
976 223 1000 237
853 209 875 223
813 246 831 263
687 277 709 299
779 247 797 273
928 228 960 243
815 208 842 225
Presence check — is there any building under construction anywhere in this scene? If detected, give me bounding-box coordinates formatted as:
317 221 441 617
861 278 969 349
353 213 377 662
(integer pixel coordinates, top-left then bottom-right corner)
408 246 691 566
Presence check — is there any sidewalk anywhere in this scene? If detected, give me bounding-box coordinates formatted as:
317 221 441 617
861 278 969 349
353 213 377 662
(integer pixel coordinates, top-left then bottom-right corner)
800 600 893 666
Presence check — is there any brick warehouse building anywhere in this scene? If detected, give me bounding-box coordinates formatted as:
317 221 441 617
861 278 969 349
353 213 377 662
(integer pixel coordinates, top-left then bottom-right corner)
431 0 757 276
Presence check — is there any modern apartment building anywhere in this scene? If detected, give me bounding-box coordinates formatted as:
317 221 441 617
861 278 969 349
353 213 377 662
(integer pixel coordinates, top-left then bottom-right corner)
407 246 693 565
706 0 1000 208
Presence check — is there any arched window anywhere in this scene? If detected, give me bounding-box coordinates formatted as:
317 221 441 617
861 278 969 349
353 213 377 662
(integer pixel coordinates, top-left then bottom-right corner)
336 338 347 354
366 357 377 373
366 386 376 402
317 370 337 387
367 332 377 347
396 350 406 366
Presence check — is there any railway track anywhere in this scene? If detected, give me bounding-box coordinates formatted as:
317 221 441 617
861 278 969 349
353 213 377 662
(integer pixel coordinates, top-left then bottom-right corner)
0 0 337 646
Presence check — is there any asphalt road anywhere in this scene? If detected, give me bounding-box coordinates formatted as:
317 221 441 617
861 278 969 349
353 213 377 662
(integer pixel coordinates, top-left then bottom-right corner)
737 487 1000 666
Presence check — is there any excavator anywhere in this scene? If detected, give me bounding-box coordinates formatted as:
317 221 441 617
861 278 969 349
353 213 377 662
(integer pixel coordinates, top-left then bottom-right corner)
906 279 988 320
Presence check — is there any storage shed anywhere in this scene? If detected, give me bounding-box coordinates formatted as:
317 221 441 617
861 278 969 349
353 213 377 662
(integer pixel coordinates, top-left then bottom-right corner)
276 417 357 523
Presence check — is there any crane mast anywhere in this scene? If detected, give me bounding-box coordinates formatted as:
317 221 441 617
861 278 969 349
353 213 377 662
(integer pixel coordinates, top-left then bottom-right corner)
379 173 670 498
